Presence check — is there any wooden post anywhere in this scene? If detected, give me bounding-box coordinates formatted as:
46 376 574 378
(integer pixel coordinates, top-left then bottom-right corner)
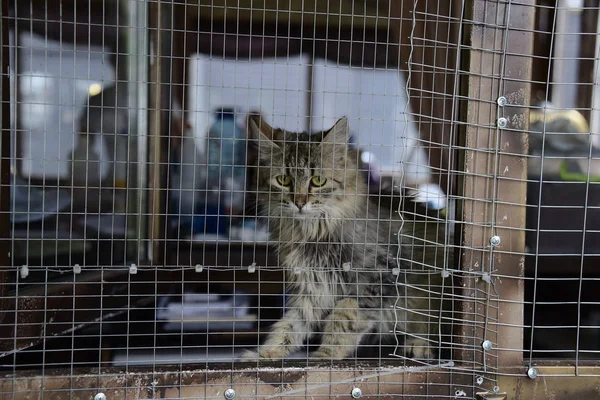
147 1 166 264
458 0 534 380
0 0 13 347
390 0 463 191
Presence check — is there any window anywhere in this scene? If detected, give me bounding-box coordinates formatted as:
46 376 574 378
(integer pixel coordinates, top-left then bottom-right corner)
15 32 114 180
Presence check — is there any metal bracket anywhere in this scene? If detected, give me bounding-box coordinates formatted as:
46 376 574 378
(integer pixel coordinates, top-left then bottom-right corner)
476 392 507 400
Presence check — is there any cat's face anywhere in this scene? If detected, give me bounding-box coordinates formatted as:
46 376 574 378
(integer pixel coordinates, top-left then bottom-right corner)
249 116 366 223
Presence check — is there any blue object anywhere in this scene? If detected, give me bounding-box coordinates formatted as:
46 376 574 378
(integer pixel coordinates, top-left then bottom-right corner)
170 203 229 236
206 107 247 191
192 203 229 235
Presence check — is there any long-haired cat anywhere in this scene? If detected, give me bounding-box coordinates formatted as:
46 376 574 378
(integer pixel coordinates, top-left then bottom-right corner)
242 116 438 361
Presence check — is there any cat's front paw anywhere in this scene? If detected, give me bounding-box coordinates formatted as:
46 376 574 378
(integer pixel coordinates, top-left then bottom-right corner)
309 348 348 360
308 350 333 360
404 338 436 360
239 349 260 362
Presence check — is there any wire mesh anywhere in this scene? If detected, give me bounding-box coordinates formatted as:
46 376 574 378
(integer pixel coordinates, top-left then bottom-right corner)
1 0 600 399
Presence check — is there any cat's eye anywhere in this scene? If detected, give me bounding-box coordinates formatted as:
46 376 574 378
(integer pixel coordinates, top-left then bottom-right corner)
311 176 327 187
276 175 293 186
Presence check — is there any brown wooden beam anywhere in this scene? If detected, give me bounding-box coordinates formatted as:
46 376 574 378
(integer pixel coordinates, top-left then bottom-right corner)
1 365 469 398
457 0 533 377
577 1 598 122
0 0 12 347
391 0 462 192
11 0 121 58
531 0 556 106
174 0 391 33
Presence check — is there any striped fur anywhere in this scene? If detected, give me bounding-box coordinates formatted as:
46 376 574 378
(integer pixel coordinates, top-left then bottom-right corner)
242 116 438 361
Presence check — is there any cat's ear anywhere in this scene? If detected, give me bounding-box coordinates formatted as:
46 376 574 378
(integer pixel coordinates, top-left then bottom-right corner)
248 114 276 142
322 117 350 146
247 114 282 160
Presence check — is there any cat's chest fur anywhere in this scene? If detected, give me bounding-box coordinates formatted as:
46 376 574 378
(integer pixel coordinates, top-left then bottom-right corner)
279 241 356 295
279 241 352 322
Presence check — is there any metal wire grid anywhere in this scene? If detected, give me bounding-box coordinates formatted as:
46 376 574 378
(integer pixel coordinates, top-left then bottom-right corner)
1 0 599 399
0 1 465 398
525 0 600 372
453 0 600 381
1 1 477 399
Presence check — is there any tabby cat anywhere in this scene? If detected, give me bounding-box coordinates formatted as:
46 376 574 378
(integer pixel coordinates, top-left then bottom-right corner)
241 116 437 361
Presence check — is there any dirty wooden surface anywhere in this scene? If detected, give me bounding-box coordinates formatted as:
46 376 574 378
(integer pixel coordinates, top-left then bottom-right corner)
1 365 467 399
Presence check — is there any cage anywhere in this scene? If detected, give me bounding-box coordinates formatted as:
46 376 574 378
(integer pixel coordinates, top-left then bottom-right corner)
1 0 599 399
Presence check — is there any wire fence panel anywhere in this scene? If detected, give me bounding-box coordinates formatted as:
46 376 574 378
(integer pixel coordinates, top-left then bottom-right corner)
1 0 600 399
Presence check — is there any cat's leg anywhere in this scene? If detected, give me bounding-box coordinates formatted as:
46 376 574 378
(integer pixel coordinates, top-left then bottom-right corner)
310 298 374 360
401 286 440 360
404 336 434 359
399 221 448 360
240 309 311 361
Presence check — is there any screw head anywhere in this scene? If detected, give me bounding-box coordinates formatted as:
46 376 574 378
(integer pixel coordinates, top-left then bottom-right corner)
482 340 493 351
493 386 501 393
490 236 501 247
94 394 107 400
476 376 484 385
527 367 538 379
497 96 507 106
497 117 508 129
224 389 236 399
351 387 363 398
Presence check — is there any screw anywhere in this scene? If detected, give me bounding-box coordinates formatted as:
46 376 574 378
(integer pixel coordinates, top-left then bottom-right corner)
490 236 501 247
224 388 236 399
94 394 107 400
482 340 493 351
497 117 508 129
351 387 363 398
481 272 492 283
493 386 501 393
476 376 484 385
497 96 507 107
248 262 256 273
527 367 538 379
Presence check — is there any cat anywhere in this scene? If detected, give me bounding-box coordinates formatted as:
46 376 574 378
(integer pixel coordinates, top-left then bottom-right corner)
240 115 439 361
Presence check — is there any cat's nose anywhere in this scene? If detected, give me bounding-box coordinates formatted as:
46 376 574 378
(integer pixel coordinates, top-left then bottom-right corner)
294 196 307 210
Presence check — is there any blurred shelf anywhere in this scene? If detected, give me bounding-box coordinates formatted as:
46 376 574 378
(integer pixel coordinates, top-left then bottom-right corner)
175 238 274 247
168 236 280 269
